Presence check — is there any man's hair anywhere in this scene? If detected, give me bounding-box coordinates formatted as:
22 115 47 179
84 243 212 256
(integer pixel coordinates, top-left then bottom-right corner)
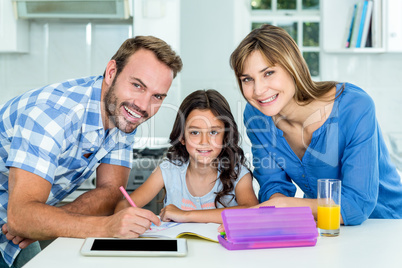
105 35 182 78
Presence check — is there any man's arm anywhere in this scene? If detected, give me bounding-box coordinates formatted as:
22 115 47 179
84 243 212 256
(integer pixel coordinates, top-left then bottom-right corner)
60 163 129 216
6 167 160 241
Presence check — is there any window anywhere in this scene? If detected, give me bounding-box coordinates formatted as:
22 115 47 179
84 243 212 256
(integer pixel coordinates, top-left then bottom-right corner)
250 0 320 77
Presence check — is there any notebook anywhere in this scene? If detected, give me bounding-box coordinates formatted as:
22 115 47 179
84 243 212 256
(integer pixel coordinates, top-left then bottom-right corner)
140 221 220 242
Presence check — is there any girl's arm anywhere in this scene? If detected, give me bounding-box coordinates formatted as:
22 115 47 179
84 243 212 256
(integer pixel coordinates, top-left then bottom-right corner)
159 173 258 224
233 172 259 206
114 166 165 212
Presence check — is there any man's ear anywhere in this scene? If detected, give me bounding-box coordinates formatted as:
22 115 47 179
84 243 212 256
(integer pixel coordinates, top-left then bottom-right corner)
104 60 117 85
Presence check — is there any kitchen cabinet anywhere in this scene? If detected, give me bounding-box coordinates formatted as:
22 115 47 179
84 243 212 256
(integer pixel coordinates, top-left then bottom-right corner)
386 0 402 52
0 0 29 53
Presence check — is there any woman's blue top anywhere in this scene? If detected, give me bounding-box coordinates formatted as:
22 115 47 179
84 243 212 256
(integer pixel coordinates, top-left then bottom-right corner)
244 82 402 225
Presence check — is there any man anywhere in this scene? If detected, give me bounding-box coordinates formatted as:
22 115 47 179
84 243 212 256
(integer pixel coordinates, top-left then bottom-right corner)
0 35 182 267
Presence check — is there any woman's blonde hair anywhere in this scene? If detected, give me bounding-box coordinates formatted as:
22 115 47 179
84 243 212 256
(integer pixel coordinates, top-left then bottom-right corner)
230 24 338 104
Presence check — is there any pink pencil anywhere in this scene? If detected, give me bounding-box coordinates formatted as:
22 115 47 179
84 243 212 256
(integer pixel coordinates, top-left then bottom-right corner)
119 186 137 208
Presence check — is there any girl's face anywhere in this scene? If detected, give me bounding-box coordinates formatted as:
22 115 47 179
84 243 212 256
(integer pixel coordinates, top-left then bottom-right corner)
182 109 225 167
240 50 297 117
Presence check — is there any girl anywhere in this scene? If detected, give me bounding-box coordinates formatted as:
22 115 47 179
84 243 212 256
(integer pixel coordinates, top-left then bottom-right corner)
115 89 258 223
230 24 402 225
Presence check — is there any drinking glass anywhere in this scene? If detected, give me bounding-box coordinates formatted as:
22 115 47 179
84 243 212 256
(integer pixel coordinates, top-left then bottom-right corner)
317 179 341 237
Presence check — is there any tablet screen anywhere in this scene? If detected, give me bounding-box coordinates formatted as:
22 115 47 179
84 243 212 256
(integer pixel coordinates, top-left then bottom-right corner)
91 239 178 251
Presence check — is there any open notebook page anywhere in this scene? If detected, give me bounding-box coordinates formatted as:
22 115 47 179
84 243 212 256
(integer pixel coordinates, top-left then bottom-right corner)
140 221 221 242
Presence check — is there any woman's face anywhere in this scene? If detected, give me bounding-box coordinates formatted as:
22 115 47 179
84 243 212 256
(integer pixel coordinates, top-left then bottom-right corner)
239 50 296 117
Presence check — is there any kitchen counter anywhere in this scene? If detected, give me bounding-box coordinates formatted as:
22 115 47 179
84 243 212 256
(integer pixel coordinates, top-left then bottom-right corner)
25 219 401 268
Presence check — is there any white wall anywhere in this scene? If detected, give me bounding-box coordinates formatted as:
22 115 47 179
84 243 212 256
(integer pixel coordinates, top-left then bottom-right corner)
321 53 402 135
0 21 132 102
130 0 181 140
1 0 401 156
179 0 249 146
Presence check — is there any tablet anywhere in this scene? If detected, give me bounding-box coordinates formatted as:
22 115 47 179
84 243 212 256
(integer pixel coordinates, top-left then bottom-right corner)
80 237 187 257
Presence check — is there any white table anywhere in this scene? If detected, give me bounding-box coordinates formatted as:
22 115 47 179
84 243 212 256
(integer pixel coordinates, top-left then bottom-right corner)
25 219 402 268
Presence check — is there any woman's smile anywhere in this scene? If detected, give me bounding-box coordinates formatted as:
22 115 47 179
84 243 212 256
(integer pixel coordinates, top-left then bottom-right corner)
259 93 278 104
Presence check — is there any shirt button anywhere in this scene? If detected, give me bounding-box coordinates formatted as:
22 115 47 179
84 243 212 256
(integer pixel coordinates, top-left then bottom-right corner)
90 148 95 152
302 174 305 178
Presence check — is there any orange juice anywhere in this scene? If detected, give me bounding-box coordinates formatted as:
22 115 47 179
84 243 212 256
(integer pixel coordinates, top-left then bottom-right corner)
317 205 340 230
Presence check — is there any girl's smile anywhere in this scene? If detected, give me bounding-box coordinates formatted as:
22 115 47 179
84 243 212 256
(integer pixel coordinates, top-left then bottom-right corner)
196 149 213 155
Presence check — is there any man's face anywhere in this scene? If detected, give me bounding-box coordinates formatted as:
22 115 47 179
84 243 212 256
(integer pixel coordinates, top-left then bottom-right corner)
103 49 174 133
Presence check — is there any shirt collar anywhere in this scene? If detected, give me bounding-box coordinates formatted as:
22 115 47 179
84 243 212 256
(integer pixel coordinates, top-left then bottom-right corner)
80 75 103 134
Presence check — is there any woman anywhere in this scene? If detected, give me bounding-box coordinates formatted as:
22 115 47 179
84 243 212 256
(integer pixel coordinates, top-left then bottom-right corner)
230 24 402 225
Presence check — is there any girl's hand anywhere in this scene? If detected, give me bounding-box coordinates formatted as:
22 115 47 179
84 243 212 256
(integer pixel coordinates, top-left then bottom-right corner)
159 204 189 222
217 224 225 233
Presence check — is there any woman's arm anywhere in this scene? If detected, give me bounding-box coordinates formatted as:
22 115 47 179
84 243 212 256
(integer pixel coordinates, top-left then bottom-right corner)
159 173 258 224
114 166 165 212
256 193 345 224
334 95 380 225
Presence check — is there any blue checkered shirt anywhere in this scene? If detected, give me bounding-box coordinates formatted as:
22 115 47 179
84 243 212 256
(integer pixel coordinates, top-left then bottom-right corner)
0 75 136 266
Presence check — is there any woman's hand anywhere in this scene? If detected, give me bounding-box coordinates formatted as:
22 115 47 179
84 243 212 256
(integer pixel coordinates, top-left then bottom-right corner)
253 193 342 223
159 204 189 222
253 193 289 208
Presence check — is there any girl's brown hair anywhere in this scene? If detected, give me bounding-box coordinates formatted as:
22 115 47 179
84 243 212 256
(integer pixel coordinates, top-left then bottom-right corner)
167 89 249 207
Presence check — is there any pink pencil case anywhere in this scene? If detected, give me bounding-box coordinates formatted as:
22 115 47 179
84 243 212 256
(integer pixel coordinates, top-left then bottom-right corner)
218 206 318 250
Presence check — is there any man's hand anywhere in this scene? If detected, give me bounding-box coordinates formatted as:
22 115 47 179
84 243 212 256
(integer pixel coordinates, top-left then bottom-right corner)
7 167 160 240
2 223 37 249
106 207 161 238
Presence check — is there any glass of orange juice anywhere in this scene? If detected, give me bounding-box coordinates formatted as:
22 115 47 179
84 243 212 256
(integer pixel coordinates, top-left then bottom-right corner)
317 179 341 237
